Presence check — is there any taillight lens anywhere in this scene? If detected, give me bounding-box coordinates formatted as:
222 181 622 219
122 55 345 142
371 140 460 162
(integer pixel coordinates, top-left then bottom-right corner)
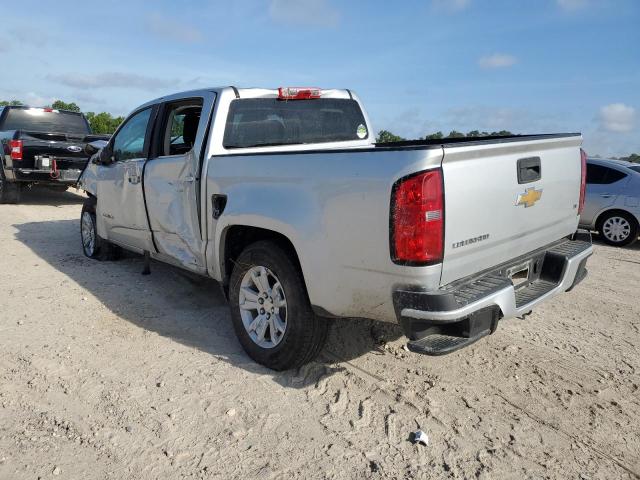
391 169 444 264
9 139 23 161
579 148 587 214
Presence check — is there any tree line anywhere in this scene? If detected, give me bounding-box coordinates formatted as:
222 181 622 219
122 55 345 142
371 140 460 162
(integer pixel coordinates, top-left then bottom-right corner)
0 99 124 134
376 129 639 163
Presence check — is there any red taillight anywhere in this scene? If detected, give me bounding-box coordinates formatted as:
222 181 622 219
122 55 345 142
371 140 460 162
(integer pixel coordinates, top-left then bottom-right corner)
277 87 321 100
391 169 444 264
9 139 23 161
579 148 587 214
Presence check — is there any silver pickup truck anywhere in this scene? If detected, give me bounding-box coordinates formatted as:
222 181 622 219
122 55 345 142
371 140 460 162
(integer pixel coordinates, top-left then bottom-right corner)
78 86 593 370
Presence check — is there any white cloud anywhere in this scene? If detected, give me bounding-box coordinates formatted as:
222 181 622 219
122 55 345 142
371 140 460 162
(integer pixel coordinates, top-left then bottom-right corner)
431 0 471 11
599 103 636 133
269 0 340 27
47 72 179 91
146 13 204 44
557 0 588 10
478 53 517 69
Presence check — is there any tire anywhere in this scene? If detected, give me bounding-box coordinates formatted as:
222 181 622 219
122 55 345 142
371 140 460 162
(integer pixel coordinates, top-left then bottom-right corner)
597 211 638 247
229 240 328 371
0 171 21 204
80 197 119 260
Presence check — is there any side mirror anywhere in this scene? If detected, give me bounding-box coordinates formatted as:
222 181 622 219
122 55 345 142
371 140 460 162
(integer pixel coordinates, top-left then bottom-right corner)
85 140 108 156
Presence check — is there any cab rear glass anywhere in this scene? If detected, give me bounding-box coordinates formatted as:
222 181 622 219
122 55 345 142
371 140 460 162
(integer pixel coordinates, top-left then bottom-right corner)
223 98 368 149
1 108 90 134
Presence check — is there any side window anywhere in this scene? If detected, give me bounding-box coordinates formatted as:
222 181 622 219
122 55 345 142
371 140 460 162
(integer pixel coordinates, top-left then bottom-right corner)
586 164 607 184
112 108 152 162
586 164 628 185
159 100 203 156
604 169 627 184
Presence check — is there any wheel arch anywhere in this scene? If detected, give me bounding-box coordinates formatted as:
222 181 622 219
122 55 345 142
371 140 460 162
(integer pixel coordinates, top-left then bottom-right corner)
595 208 639 230
219 225 307 301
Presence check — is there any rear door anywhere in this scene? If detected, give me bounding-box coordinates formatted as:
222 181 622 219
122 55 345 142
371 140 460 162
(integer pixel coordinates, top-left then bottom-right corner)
581 162 628 226
143 93 216 273
97 106 156 252
439 135 583 285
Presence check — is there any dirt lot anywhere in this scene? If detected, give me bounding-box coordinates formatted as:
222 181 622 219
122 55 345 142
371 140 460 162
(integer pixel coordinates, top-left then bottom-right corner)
0 188 639 480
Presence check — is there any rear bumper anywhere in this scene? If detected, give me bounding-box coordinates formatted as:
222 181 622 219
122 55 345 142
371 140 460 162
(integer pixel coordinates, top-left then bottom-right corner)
393 230 593 355
11 168 82 185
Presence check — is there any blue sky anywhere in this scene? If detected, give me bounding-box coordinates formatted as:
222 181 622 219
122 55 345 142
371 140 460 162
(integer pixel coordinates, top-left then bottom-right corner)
0 0 637 156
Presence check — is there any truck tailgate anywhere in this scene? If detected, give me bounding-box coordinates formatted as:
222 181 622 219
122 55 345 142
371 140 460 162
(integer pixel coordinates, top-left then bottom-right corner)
440 134 583 286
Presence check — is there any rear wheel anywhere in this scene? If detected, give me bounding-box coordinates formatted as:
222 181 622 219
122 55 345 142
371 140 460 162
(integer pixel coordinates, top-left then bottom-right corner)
0 172 21 204
229 241 328 370
597 211 638 247
81 198 119 260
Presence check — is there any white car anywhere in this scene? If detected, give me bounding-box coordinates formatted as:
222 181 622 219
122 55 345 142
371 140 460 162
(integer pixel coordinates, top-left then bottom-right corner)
580 158 640 246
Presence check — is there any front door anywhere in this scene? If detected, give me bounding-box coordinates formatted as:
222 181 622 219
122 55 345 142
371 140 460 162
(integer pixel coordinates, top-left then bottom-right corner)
97 107 155 253
143 94 215 272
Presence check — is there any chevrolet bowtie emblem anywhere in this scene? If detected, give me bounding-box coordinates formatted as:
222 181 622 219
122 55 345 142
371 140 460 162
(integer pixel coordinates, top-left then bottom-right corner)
516 187 543 208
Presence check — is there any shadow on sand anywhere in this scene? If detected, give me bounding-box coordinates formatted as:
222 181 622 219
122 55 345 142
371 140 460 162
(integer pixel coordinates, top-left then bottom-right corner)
17 185 87 206
13 217 403 389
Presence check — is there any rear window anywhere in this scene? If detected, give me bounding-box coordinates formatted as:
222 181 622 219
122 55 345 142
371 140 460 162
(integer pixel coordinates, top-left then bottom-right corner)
223 98 368 149
629 165 640 173
1 108 90 134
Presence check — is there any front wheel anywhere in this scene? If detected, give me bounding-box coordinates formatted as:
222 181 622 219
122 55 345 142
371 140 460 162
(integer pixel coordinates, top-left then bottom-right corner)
598 211 638 247
229 241 328 371
81 198 119 260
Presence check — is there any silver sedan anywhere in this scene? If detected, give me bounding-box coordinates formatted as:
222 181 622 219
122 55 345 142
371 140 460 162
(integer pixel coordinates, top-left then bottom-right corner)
579 158 640 247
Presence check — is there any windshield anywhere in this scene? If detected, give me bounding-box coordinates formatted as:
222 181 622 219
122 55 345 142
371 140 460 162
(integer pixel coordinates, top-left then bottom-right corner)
223 98 368 149
2 108 90 134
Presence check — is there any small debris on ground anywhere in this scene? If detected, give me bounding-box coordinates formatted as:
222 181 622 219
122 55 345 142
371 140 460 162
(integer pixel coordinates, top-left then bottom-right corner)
412 430 429 446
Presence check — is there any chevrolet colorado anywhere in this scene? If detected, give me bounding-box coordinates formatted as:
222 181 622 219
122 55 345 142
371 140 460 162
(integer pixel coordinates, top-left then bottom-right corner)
0 105 109 203
78 86 593 370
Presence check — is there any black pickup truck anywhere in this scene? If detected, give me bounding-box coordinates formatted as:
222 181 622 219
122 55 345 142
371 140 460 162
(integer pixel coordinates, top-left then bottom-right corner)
0 105 110 203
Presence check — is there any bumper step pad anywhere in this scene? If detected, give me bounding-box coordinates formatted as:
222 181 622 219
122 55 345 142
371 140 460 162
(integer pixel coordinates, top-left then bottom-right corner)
407 330 490 356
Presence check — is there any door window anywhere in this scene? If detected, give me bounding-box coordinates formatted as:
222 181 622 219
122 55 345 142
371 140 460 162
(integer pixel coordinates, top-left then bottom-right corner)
113 108 152 162
586 164 627 185
159 100 203 156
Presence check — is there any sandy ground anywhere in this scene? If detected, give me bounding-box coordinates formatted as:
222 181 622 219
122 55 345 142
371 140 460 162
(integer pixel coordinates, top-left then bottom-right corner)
0 187 639 480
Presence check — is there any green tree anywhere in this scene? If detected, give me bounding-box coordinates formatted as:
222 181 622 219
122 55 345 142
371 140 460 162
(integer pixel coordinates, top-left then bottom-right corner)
489 130 514 136
0 99 24 106
50 100 81 112
85 112 124 135
622 153 640 163
446 130 465 138
424 131 444 140
376 130 406 143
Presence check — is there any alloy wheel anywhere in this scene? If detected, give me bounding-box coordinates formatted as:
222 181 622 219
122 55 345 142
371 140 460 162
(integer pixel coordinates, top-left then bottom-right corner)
238 265 288 349
81 211 96 257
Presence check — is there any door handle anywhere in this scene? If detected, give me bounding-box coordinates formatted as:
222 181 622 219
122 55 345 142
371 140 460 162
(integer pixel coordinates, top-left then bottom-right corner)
600 193 613 198
184 175 195 183
517 156 541 184
128 174 141 184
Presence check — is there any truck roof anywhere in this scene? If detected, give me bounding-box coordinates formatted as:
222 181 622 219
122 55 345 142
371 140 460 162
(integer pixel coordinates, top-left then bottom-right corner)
137 87 355 110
